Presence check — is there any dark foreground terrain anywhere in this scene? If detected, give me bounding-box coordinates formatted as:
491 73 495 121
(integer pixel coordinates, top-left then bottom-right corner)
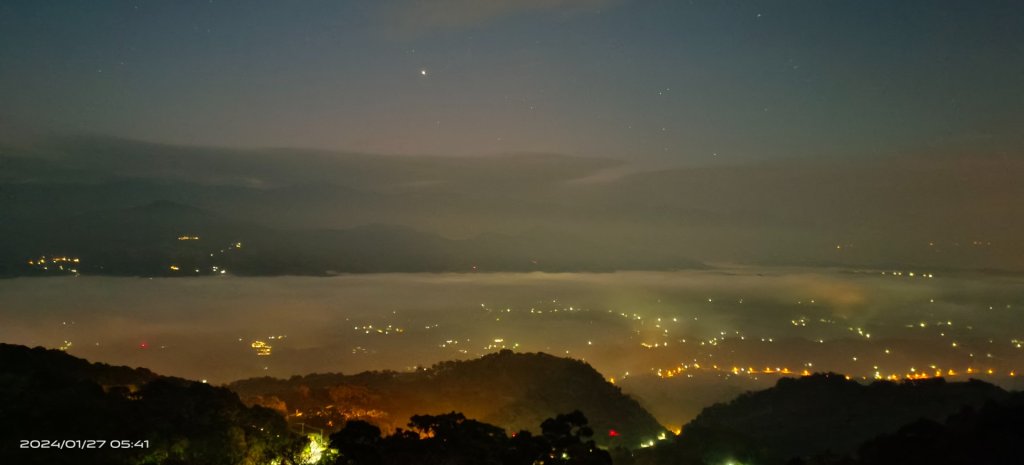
2 343 1022 465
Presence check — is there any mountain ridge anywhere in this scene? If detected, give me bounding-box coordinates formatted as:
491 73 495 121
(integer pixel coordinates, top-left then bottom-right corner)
229 349 668 447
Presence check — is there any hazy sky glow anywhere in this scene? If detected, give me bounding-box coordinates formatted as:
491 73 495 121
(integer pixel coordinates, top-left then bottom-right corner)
2 0 1022 161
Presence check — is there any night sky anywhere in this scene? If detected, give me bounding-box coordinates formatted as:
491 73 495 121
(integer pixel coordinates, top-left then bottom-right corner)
2 0 1022 162
5 3 1024 448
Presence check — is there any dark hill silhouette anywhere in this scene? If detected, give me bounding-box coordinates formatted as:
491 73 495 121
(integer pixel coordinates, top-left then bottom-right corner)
229 350 668 447
850 392 1024 465
630 373 1011 465
0 343 304 465
0 342 160 387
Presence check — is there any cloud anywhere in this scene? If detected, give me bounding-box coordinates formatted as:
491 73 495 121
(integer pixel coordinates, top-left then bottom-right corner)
380 0 616 36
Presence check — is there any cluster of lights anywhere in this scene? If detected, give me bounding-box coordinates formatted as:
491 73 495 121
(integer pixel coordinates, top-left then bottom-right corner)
881 270 935 279
169 240 243 275
353 324 405 335
251 340 273 356
653 361 1019 382
26 255 80 274
483 338 520 350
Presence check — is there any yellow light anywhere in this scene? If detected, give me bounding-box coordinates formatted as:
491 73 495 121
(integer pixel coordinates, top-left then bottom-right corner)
251 340 273 356
299 433 332 465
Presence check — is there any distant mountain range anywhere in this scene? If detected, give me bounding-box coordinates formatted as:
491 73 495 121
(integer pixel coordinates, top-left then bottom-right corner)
3 134 1023 275
0 199 703 277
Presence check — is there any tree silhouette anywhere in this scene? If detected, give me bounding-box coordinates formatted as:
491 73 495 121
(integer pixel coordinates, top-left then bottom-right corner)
540 410 612 465
326 410 612 465
330 420 383 465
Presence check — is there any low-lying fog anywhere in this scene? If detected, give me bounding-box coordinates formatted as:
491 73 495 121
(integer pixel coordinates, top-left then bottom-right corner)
3 267 1023 427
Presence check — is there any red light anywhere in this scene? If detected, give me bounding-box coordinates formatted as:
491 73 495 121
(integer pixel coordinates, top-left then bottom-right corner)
139 342 148 349
608 429 620 437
